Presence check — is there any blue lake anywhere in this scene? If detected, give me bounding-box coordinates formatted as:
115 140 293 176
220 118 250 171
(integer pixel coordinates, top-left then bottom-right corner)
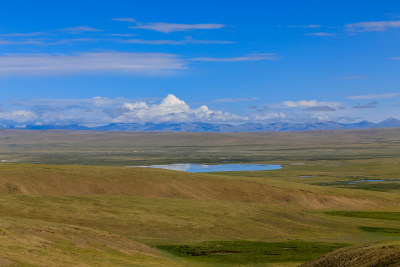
136 163 282 173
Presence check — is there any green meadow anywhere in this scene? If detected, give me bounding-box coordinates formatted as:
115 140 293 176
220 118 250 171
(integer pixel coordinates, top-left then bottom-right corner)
0 128 400 266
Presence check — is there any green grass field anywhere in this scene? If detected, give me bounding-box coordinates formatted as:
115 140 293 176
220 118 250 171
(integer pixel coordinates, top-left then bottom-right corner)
0 128 400 266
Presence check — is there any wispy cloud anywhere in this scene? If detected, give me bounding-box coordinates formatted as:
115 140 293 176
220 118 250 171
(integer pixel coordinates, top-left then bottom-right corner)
301 25 322 28
0 52 187 75
59 26 102 32
338 74 367 80
389 57 400 60
111 18 136 22
209 97 259 104
345 20 400 32
305 106 336 111
0 40 44 45
353 101 378 109
279 24 322 28
45 38 96 45
122 36 235 45
0 32 47 37
130 22 226 33
306 32 335 36
347 93 400 100
101 33 137 37
191 53 278 62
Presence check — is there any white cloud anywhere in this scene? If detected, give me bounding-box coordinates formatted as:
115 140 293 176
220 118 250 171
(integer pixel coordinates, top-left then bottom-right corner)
0 110 38 123
279 25 322 28
306 32 335 36
130 22 226 33
283 100 318 108
191 53 278 62
101 33 137 37
59 26 102 32
389 57 400 60
283 100 341 110
0 40 43 45
0 32 46 37
111 18 136 22
301 25 322 28
0 52 187 75
347 93 400 100
345 20 400 32
122 36 235 45
251 112 286 121
114 94 244 123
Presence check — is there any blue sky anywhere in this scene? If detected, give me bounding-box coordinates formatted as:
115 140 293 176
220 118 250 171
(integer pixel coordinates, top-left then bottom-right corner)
0 0 399 126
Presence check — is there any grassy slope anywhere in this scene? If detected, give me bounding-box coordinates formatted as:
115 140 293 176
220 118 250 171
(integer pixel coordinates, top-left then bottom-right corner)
1 163 399 210
0 163 400 266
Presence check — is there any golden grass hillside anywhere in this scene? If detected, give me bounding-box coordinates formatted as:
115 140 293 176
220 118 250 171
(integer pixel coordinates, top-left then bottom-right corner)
1 163 399 210
0 163 400 266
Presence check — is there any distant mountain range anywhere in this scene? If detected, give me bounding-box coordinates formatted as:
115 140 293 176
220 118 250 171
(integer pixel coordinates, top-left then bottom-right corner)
5 118 400 132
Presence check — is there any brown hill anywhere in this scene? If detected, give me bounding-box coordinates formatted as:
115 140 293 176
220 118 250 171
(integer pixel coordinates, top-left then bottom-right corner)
302 241 400 267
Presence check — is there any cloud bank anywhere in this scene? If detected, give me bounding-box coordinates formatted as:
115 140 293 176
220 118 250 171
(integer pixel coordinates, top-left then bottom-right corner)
0 95 245 127
0 94 397 128
0 52 186 75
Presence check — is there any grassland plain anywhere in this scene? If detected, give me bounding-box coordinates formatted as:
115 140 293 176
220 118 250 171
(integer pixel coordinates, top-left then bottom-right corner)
0 128 400 266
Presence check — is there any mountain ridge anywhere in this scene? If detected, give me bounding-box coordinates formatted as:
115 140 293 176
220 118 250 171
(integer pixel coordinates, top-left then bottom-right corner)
3 118 400 132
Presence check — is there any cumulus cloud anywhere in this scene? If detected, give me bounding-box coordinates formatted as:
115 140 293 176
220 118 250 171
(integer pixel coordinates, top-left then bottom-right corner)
191 53 278 62
347 93 400 100
0 52 187 75
114 94 244 123
130 22 226 33
345 20 400 32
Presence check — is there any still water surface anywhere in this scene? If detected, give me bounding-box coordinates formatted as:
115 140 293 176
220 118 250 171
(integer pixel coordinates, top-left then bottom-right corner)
137 163 282 172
